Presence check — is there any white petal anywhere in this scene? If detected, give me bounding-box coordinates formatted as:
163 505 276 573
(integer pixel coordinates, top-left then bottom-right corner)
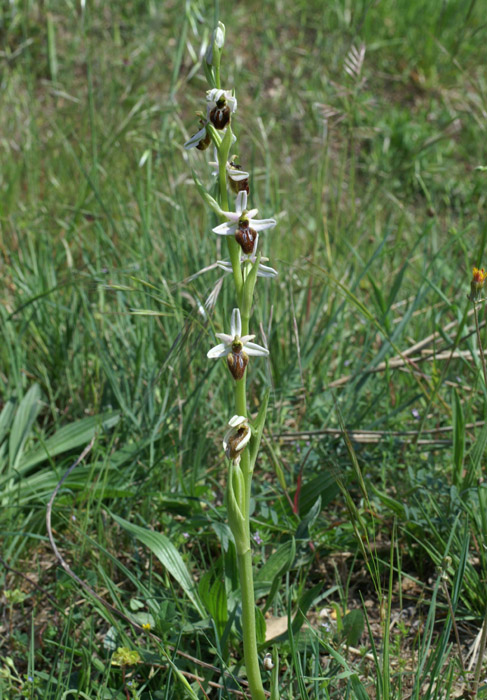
244 341 269 357
231 308 241 337
212 222 238 236
215 333 233 344
257 263 278 278
235 426 251 451
228 415 247 427
235 191 247 214
240 334 256 344
216 260 233 273
207 88 224 104
227 169 249 181
250 218 276 232
207 343 229 359
246 208 259 219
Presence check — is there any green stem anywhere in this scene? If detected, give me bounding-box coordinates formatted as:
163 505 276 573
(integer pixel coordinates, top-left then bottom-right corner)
237 549 266 700
233 315 266 699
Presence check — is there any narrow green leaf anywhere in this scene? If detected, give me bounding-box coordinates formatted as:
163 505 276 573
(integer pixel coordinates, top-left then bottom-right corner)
342 609 364 647
9 384 42 470
295 496 322 540
464 419 487 489
0 399 15 446
294 469 338 516
291 582 323 637
17 412 120 473
111 513 205 618
256 538 295 611
350 675 370 700
256 539 295 584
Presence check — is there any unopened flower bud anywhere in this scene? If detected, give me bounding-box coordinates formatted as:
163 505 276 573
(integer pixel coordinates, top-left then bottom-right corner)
227 340 249 380
214 22 225 49
205 22 225 66
263 653 274 670
470 267 486 301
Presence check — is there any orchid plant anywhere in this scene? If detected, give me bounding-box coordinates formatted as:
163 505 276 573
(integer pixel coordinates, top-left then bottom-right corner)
183 21 278 700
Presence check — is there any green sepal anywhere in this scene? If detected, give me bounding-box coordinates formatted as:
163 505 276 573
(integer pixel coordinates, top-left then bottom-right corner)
241 252 261 320
192 171 224 216
226 460 247 554
249 389 270 472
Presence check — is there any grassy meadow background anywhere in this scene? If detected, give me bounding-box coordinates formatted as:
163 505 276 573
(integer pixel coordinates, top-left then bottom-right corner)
2 0 487 697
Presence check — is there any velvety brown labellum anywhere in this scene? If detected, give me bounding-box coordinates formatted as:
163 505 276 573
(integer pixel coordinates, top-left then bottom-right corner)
209 104 231 130
227 349 249 380
235 222 257 254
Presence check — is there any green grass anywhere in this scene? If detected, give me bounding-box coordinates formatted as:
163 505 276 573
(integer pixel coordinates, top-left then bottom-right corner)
2 0 487 697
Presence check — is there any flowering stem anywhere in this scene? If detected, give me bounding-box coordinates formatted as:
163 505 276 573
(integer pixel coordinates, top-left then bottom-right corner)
237 549 266 700
232 302 266 699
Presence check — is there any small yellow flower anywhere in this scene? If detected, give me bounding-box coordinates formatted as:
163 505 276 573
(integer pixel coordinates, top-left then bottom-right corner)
471 267 487 301
111 647 141 666
142 622 151 632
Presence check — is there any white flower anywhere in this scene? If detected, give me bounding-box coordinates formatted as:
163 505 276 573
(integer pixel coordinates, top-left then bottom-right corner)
206 89 237 129
223 415 251 462
212 191 276 253
207 308 268 360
